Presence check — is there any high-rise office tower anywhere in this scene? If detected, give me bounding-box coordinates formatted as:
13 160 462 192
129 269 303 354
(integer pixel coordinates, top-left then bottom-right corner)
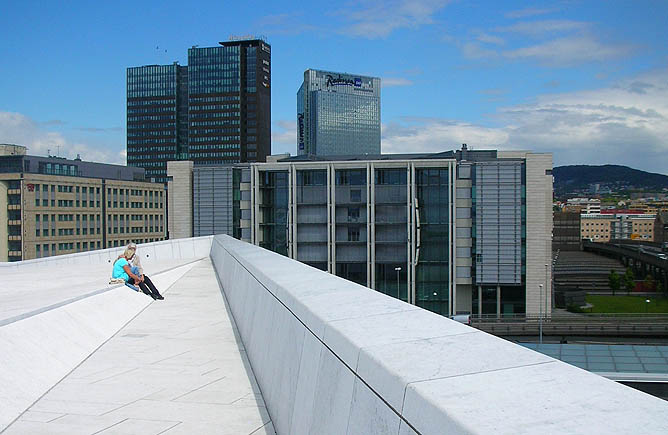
297 69 380 156
127 38 271 183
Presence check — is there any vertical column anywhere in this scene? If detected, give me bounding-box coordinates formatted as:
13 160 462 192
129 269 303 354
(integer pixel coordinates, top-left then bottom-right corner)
410 162 416 306
522 153 553 318
252 165 260 246
405 163 411 305
290 165 297 260
450 160 457 316
328 164 335 274
367 163 372 288
496 284 501 318
369 163 376 289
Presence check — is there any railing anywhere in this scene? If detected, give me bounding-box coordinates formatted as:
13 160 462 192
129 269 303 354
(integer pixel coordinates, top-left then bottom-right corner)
472 313 668 323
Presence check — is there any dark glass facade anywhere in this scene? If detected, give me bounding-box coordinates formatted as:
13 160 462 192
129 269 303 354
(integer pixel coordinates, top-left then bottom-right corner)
335 169 367 285
374 168 408 301
296 169 328 271
416 168 451 315
258 171 288 256
127 64 182 183
127 39 271 182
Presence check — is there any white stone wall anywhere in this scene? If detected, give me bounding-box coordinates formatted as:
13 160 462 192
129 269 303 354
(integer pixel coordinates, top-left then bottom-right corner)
525 153 553 317
212 235 668 435
167 160 193 239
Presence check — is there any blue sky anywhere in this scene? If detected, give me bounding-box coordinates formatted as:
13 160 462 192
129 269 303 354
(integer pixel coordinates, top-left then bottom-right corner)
1 0 667 172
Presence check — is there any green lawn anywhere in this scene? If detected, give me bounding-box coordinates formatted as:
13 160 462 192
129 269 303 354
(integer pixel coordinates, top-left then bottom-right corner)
585 294 668 313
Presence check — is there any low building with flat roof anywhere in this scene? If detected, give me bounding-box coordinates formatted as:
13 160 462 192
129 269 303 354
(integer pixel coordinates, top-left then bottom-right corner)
0 144 166 261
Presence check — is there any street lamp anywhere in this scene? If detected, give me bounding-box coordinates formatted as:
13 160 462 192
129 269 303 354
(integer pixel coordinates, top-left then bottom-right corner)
646 299 651 314
539 284 544 345
394 267 402 296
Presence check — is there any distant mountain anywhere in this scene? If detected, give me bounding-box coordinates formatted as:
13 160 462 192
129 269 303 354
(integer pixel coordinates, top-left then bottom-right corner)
553 165 668 195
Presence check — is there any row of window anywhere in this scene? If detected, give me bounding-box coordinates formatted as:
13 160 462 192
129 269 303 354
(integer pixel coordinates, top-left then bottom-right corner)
34 237 165 258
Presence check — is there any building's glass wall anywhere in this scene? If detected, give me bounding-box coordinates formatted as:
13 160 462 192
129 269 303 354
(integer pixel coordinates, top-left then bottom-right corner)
335 169 367 285
188 46 242 165
299 69 380 156
501 285 525 315
126 64 179 182
374 168 408 301
473 162 523 284
296 170 328 270
416 168 450 315
258 171 289 255
472 161 526 315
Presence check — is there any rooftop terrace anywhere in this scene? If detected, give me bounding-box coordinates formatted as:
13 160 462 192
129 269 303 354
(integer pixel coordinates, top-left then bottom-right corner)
2 235 668 434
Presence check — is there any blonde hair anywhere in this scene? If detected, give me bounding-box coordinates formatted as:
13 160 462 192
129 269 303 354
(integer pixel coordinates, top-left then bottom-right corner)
123 246 136 259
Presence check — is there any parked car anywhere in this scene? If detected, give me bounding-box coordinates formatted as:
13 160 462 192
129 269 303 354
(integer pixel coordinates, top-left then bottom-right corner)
450 314 471 325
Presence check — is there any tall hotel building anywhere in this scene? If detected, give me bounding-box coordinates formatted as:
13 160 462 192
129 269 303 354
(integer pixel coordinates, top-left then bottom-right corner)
127 38 271 182
297 69 380 156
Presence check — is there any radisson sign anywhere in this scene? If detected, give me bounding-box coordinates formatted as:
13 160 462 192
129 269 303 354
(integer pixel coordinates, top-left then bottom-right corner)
326 74 363 88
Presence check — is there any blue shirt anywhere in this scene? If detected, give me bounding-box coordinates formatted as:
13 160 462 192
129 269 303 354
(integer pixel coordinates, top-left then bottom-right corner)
112 258 130 281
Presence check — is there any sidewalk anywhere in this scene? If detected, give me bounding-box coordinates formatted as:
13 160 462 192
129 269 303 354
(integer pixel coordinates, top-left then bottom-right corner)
5 258 274 435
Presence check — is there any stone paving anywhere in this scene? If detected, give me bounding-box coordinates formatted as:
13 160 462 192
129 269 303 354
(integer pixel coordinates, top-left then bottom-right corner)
5 258 274 435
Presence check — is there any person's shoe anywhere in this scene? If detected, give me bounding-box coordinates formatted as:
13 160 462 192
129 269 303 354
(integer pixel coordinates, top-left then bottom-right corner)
156 294 164 300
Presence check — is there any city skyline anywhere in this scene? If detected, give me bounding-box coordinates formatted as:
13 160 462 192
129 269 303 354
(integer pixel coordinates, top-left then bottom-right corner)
1 1 667 173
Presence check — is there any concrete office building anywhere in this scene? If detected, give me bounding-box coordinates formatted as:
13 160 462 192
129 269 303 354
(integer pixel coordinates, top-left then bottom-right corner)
249 146 553 318
0 145 166 262
128 38 271 182
167 160 252 241
297 69 380 156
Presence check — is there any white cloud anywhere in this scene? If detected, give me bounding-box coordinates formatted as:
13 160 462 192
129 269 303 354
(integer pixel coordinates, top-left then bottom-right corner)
501 36 633 66
255 12 318 35
505 7 557 19
341 0 450 38
496 20 589 36
382 77 414 87
476 32 505 45
0 111 125 165
459 18 634 67
381 118 509 154
461 41 499 60
271 120 297 155
381 69 668 174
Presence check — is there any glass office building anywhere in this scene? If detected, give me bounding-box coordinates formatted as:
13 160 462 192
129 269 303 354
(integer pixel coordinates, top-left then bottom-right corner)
250 147 553 319
127 38 271 182
127 64 188 182
297 69 380 156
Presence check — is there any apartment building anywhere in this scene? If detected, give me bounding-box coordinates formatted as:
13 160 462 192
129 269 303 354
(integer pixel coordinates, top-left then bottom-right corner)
581 210 655 242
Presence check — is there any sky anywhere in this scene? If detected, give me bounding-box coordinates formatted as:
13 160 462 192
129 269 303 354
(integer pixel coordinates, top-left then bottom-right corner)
1 0 667 173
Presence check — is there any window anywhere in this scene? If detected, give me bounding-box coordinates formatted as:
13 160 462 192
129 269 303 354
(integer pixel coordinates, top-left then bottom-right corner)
348 227 360 242
348 207 360 222
350 189 361 203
